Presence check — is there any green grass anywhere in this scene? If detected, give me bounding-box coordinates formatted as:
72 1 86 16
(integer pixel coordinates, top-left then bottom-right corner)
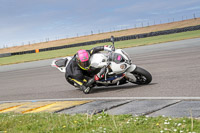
1 30 200 66
0 112 200 133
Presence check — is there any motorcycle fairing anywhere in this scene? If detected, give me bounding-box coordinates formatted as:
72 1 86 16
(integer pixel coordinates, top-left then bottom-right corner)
109 53 125 64
55 58 68 67
51 57 72 73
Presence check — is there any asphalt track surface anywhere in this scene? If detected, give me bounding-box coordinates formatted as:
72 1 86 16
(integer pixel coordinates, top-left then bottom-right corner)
1 38 200 101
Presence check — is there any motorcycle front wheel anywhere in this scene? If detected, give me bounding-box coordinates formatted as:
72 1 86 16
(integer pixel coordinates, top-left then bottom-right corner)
131 67 152 85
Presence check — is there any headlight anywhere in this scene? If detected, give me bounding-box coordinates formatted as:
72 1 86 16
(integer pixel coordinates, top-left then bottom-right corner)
120 64 127 69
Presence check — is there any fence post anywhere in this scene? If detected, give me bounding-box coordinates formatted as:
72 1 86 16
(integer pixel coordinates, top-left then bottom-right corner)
193 13 196 19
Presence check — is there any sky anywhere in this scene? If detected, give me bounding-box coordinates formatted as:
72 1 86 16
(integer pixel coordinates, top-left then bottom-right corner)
0 0 200 48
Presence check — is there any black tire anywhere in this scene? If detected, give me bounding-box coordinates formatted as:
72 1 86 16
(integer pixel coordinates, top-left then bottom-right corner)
131 67 152 85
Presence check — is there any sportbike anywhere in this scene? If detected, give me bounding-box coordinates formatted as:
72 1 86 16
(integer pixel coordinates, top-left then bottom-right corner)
51 36 152 93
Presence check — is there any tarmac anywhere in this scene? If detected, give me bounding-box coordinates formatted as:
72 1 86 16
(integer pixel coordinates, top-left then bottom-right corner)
1 38 200 118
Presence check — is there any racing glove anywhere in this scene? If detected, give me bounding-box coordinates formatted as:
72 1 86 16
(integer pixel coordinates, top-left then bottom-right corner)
85 66 107 88
94 66 106 81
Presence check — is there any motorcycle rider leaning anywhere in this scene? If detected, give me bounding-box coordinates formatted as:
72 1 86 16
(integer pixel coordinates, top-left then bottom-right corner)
65 45 113 94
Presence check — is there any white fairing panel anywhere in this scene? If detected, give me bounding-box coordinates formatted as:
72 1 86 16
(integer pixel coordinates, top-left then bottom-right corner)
126 64 137 73
124 65 137 82
109 62 126 74
51 56 72 73
90 53 108 68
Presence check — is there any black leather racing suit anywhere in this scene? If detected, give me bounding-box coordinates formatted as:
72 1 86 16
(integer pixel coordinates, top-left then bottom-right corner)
65 46 105 87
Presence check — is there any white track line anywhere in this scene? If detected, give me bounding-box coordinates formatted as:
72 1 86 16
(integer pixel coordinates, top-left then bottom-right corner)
1 97 200 103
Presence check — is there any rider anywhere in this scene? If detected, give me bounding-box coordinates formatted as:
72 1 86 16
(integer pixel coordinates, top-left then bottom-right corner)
65 45 113 94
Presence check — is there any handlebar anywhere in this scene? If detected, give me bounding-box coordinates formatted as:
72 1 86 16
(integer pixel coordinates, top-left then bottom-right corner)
111 36 115 51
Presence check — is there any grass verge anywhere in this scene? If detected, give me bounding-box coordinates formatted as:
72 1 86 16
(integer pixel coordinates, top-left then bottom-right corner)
0 112 200 133
0 30 200 66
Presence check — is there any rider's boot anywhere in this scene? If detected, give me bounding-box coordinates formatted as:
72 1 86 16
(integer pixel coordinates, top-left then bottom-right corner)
80 85 91 94
86 78 95 87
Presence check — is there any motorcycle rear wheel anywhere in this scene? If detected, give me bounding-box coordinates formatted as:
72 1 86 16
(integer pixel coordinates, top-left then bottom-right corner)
131 67 152 85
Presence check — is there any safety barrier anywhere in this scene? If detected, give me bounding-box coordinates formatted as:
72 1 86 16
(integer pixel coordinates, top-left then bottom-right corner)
0 53 11 58
1 24 200 58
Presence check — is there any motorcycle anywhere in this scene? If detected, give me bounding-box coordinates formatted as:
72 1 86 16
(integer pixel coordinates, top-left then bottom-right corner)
51 36 152 94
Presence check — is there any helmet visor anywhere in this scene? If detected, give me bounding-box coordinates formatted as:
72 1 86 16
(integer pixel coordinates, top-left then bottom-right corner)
78 61 90 70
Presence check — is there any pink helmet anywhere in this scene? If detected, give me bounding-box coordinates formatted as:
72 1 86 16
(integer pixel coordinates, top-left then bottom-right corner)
76 49 90 70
